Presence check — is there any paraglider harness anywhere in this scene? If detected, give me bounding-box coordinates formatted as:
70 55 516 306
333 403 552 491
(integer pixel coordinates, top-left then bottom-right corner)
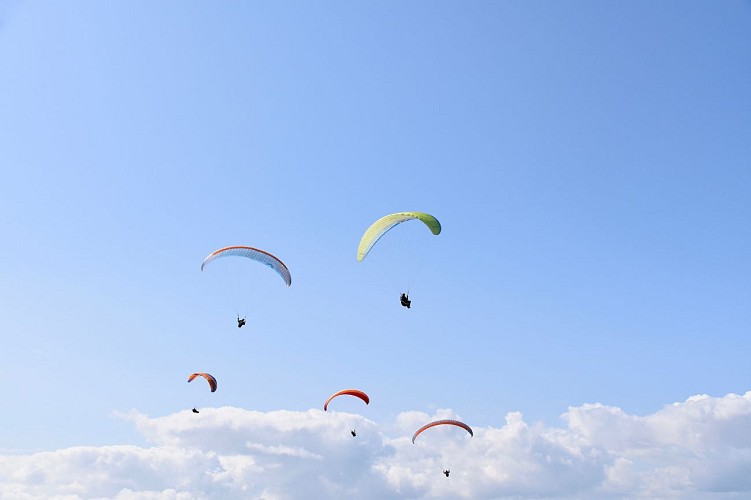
443 470 450 477
351 430 357 437
237 316 246 328
400 293 411 309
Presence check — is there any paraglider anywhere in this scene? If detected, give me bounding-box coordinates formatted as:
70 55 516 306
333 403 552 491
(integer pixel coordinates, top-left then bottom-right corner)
324 389 370 437
323 389 370 411
187 372 217 392
202 245 291 325
412 419 473 444
412 420 472 478
357 212 440 307
400 292 411 308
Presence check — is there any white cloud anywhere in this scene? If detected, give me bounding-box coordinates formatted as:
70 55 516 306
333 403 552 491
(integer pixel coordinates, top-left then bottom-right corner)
1 393 751 499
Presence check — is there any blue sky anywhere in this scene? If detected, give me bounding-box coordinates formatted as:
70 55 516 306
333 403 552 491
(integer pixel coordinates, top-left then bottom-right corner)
1 1 750 497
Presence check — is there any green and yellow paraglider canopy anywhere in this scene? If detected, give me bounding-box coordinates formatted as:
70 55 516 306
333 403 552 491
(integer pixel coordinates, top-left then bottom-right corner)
357 212 441 262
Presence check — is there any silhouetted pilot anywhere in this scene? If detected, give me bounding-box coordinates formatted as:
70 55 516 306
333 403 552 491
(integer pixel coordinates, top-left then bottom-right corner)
400 293 411 308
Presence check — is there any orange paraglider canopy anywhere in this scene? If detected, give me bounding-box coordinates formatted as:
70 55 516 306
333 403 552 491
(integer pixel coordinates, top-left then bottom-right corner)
412 419 473 444
188 372 217 392
323 389 370 411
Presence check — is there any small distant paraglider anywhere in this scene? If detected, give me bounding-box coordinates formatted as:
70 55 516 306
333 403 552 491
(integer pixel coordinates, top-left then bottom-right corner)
324 389 370 437
357 212 441 308
412 420 472 479
187 372 216 413
201 245 292 325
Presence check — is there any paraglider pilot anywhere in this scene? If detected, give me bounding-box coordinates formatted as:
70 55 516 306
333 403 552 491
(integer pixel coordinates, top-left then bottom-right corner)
351 430 357 437
443 470 450 477
400 293 411 309
237 315 246 328
192 408 200 414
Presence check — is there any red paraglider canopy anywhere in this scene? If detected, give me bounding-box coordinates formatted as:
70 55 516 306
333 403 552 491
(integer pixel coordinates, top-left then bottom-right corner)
412 419 473 444
323 389 370 411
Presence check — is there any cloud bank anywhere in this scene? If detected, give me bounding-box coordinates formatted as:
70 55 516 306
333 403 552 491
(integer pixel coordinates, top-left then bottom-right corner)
1 392 751 499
